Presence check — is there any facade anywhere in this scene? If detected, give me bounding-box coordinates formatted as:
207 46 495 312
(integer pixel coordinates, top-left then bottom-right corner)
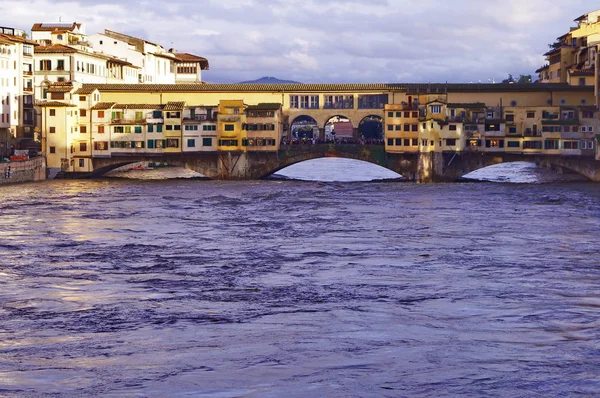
0 26 36 145
36 82 599 176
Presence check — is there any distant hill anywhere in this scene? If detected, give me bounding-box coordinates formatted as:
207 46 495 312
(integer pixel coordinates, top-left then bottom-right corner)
239 76 301 84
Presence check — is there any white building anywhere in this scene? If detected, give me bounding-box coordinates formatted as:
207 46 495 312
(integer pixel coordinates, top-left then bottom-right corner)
0 26 36 145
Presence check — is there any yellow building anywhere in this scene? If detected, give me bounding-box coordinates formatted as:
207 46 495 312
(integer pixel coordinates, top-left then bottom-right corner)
217 100 246 152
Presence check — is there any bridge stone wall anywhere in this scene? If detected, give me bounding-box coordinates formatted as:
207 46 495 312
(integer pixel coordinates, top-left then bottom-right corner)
89 149 600 183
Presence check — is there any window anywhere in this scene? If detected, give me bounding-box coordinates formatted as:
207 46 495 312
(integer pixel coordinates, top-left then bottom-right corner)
387 125 393 131
395 138 402 146
80 109 87 117
404 139 410 146
358 94 388 109
203 125 216 131
135 126 142 134
403 124 410 132
80 126 87 134
412 138 418 146
135 141 144 148
49 146 56 154
411 124 418 132
506 114 514 122
582 111 594 118
49 127 56 134
395 125 401 131
446 138 456 146
39 60 51 71
49 109 56 116
429 105 442 114
98 125 105 134
166 139 179 148
166 125 173 131
544 140 559 150
135 111 143 120
579 78 586 86
507 141 520 148
224 124 235 131
187 139 196 148
404 111 410 118
202 137 213 146
563 141 578 149
523 141 542 149
387 138 394 146
388 112 393 117
218 139 238 146
526 111 535 118
79 142 87 152
94 141 108 150
449 125 457 131
157 124 163 133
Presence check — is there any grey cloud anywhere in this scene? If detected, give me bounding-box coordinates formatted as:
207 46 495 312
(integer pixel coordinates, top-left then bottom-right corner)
3 0 595 83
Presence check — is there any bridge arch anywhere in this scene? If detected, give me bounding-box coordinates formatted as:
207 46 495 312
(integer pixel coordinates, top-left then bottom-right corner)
290 115 319 139
358 115 384 140
437 152 599 182
324 115 354 140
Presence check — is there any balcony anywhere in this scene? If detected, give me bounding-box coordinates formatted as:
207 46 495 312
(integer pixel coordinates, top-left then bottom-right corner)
23 70 33 76
146 118 164 124
220 116 240 122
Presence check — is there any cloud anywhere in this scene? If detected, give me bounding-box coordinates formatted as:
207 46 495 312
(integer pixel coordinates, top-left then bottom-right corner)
1 0 595 83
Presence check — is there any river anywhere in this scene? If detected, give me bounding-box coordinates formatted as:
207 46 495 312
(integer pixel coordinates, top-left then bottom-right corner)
0 161 599 397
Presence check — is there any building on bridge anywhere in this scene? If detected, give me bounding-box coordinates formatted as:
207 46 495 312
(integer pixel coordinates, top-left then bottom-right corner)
35 81 600 179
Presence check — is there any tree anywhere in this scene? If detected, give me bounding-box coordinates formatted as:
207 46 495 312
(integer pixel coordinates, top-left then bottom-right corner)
517 74 532 83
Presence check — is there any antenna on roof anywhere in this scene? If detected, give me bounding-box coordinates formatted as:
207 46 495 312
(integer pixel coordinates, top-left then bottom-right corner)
59 17 62 23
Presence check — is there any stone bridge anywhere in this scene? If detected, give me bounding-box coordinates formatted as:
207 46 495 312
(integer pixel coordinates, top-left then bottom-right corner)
90 145 600 182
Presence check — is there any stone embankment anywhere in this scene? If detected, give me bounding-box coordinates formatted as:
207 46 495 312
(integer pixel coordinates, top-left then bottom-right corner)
0 157 46 185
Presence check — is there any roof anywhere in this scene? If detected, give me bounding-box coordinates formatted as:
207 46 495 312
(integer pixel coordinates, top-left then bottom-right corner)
78 82 594 94
447 103 486 109
74 87 99 95
0 33 37 46
47 83 74 93
151 52 176 61
535 65 550 73
91 102 117 110
112 103 164 109
246 103 282 111
35 44 77 53
31 23 82 32
570 69 594 77
35 100 76 107
173 52 209 69
164 101 185 111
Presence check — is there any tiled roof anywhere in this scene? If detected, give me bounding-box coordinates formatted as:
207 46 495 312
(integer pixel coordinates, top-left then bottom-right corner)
0 33 37 45
31 23 82 32
91 102 117 110
246 103 282 111
174 52 209 69
151 52 176 60
112 104 164 110
35 44 77 53
80 82 593 94
74 87 98 94
35 100 76 107
570 69 594 77
447 103 486 109
47 83 74 93
164 101 185 111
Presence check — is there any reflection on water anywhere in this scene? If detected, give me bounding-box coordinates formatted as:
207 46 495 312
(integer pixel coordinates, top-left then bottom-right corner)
463 161 588 184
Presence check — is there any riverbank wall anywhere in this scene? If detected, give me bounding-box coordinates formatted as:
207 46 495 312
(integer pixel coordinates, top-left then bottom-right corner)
0 157 46 185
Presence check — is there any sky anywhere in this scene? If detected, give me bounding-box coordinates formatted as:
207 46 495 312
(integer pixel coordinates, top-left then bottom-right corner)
1 0 596 83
